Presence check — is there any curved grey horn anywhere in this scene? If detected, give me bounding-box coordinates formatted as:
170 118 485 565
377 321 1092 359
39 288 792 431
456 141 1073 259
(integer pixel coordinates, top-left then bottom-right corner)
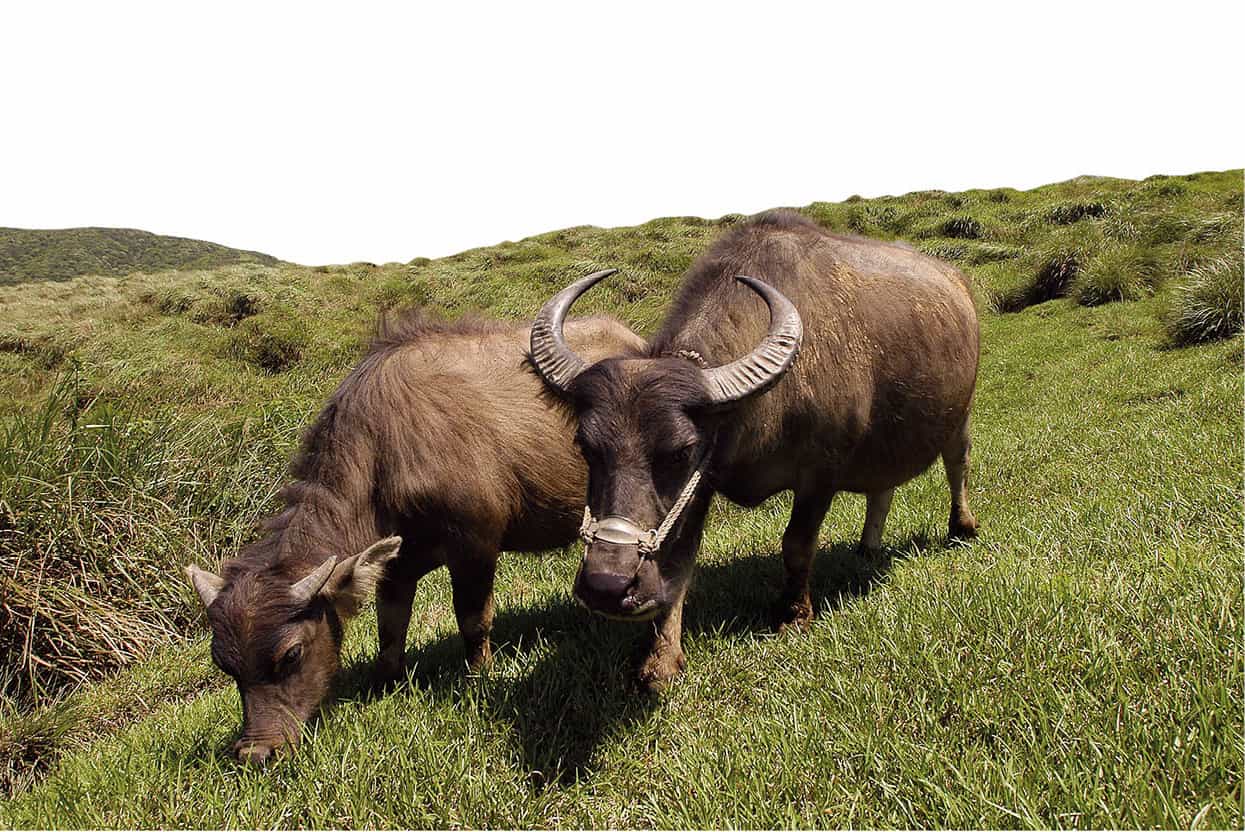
529 269 617 393
290 556 336 605
701 276 803 407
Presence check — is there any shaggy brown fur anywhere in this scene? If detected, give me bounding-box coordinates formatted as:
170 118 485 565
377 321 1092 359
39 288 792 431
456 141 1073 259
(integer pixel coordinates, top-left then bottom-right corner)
187 309 643 762
539 210 980 689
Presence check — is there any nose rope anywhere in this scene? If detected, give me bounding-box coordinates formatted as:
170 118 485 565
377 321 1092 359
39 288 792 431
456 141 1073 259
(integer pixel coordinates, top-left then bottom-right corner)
580 458 706 557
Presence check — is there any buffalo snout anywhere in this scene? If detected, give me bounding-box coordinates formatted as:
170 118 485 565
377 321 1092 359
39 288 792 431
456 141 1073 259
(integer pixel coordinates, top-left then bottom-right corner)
575 541 660 617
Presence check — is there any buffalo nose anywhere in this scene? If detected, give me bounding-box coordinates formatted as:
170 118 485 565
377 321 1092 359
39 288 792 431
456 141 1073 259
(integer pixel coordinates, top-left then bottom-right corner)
233 740 273 765
577 568 632 607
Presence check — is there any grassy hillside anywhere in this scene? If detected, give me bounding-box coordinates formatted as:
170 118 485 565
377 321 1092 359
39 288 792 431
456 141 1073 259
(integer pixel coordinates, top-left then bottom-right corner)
0 227 280 286
0 170 1241 827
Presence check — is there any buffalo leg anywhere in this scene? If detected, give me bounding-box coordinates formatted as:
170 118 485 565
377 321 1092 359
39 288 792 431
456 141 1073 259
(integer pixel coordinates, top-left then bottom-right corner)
638 591 688 692
775 489 836 633
637 493 710 692
943 417 980 539
448 547 499 670
373 551 436 687
860 488 895 555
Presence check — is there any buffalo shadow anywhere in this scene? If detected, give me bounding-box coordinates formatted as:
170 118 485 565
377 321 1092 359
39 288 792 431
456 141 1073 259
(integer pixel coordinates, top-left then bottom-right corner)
335 532 932 785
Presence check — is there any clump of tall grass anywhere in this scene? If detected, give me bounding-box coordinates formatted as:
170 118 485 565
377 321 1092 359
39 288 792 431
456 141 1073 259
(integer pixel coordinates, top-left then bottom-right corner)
918 241 968 261
846 204 901 237
0 334 66 370
189 288 260 327
1165 250 1244 345
940 216 983 239
997 225 1104 312
1046 201 1108 225
967 242 1022 265
1073 243 1165 306
226 311 309 373
0 374 289 705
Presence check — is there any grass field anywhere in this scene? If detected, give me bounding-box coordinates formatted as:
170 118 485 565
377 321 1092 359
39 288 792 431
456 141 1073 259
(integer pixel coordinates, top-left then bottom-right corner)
0 170 1241 828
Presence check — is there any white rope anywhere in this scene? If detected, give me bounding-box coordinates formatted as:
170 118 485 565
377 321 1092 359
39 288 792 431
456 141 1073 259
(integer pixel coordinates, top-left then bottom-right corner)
644 467 702 555
579 458 706 557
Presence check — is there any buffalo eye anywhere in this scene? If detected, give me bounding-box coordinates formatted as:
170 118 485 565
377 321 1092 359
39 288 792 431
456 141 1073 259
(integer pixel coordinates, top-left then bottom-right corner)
277 643 304 673
659 443 695 468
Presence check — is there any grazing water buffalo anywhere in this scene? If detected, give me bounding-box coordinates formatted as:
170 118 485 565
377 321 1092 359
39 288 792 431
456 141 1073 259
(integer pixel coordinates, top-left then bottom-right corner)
529 211 980 689
184 311 643 762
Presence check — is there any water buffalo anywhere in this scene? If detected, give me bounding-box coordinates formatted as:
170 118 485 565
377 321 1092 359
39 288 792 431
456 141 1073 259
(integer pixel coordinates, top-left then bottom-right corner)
184 310 643 762
529 210 980 689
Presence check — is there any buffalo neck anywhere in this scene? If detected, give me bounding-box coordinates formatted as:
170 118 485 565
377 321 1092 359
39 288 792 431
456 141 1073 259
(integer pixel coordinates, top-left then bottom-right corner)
230 478 380 583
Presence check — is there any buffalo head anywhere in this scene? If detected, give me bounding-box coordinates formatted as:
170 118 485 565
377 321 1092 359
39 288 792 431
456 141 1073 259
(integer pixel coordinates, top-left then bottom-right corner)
529 270 801 618
183 536 401 764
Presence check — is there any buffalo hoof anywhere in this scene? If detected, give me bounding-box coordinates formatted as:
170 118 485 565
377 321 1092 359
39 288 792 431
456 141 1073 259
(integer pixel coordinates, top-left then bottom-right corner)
465 641 493 674
232 739 277 765
367 661 406 695
856 543 887 564
637 650 686 693
948 512 980 541
773 597 814 635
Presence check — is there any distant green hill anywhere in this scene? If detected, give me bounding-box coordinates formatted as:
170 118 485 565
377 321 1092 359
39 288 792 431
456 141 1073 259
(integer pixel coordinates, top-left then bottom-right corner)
0 227 280 285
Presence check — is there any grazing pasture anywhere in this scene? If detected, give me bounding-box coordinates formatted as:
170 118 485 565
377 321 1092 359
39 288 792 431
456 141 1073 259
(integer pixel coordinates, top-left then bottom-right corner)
0 170 1240 827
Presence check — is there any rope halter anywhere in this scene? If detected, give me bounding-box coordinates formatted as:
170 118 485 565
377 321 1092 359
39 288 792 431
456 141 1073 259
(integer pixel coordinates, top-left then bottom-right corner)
579 458 706 558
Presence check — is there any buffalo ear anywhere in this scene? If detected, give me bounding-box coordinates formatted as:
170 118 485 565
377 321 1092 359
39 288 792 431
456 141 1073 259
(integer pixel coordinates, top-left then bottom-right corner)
324 536 403 609
185 564 226 609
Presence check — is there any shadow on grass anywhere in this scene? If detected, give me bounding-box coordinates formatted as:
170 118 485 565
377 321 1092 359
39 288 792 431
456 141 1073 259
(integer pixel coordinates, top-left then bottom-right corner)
335 531 934 785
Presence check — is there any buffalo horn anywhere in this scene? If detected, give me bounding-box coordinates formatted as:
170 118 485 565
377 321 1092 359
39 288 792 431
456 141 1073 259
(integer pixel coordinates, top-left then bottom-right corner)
289 556 337 605
529 269 617 393
701 276 803 407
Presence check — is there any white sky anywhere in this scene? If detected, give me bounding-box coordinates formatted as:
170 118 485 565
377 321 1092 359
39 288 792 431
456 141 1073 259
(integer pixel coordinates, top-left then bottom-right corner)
2 1 1241 265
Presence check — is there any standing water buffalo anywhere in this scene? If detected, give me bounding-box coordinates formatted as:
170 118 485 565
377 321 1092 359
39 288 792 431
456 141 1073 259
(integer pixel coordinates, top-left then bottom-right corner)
184 311 642 762
529 210 980 689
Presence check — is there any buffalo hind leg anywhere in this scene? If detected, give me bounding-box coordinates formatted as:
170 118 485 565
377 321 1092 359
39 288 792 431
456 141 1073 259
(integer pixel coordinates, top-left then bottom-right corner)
372 549 437 689
943 417 980 540
774 489 836 634
448 547 499 671
860 488 896 557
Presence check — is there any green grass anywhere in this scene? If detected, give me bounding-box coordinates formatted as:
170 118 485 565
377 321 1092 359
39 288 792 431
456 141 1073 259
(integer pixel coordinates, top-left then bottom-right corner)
1166 249 1245 345
0 227 280 286
0 170 1241 827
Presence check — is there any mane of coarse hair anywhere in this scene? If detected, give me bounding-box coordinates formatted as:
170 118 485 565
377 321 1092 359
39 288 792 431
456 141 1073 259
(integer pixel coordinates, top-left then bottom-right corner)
365 306 516 356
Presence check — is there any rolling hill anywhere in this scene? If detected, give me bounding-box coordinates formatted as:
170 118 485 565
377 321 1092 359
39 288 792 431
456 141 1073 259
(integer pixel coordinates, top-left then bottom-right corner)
0 227 280 286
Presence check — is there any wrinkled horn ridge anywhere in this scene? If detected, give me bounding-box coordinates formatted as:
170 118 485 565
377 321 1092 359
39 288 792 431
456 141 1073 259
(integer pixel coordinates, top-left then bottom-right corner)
529 268 617 392
701 276 803 406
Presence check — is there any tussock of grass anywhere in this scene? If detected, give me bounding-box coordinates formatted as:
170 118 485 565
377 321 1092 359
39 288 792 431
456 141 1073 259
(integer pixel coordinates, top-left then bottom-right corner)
940 216 984 239
225 311 310 373
1046 201 1108 225
917 240 968 261
1074 243 1165 306
995 225 1103 312
1165 250 1245 345
0 375 291 704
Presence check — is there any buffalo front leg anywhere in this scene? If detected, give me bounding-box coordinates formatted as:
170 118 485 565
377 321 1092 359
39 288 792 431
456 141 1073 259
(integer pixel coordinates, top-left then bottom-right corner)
638 591 688 693
372 553 435 689
774 489 836 634
638 493 710 692
448 548 499 671
943 417 980 540
860 488 896 557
